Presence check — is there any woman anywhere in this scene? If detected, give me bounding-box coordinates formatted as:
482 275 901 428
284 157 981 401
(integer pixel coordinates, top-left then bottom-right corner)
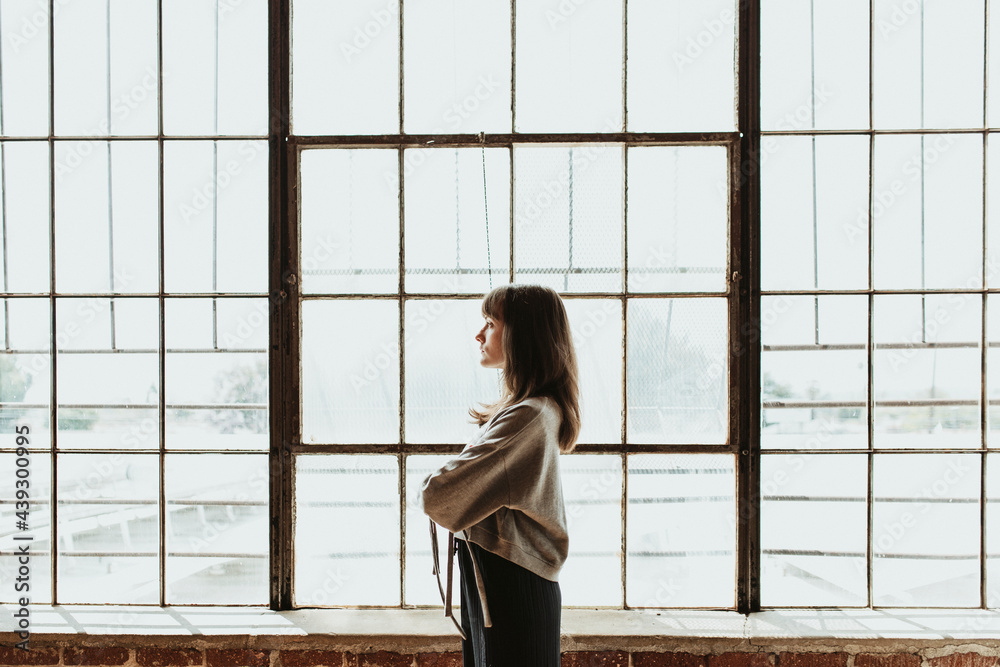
421 283 581 666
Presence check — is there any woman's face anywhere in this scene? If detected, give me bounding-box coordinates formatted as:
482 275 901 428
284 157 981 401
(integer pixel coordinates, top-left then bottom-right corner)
475 313 505 369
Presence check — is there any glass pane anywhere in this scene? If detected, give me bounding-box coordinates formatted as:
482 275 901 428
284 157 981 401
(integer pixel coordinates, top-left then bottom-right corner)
761 454 867 606
514 145 623 293
989 7 1000 129
165 454 268 604
874 294 981 449
873 453 981 606
404 300 501 444
874 0 984 129
626 454 735 607
300 149 400 295
628 146 728 293
0 451 52 604
164 141 269 294
986 136 1000 289
627 298 727 445
106 0 159 135
55 141 159 294
514 0 623 133
761 0 869 131
403 0 511 133
762 295 868 450
990 295 1000 448
1 1 50 136
989 453 999 606
0 299 50 445
874 135 982 290
291 0 399 135
404 453 454 606
57 453 159 603
54 0 158 136
761 136 870 291
56 299 159 450
404 148 510 294
565 299 622 445
628 0 736 132
2 142 50 293
163 0 267 135
294 455 400 606
301 300 399 444
560 455 622 606
53 0 106 135
404 297 623 446
3 299 49 352
165 299 268 451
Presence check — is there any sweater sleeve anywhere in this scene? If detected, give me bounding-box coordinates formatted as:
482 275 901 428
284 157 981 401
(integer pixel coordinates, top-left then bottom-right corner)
420 403 543 534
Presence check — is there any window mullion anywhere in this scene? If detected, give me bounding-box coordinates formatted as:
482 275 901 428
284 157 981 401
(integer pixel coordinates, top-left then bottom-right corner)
736 0 762 615
268 0 293 611
156 0 166 608
981 0 990 611
48 0 58 608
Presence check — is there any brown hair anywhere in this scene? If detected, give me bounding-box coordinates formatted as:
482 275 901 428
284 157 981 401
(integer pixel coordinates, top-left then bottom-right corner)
469 283 581 453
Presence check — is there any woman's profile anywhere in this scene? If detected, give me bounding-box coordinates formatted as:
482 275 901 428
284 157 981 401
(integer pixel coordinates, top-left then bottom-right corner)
420 282 581 666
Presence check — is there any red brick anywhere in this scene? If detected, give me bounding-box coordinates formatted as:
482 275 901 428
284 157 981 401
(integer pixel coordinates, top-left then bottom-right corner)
137 648 204 667
280 650 346 667
562 651 630 667
0 647 60 665
347 652 413 667
778 653 849 667
634 653 708 667
856 655 921 667
205 649 271 667
63 647 131 666
928 654 1000 667
415 653 462 667
709 653 775 667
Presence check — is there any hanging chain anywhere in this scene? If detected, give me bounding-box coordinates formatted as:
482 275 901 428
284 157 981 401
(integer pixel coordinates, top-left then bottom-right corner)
454 148 462 273
480 133 493 290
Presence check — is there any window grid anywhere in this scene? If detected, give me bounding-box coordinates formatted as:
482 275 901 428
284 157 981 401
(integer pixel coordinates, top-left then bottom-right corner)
758 0 994 609
0 0 269 606
1 0 991 614
0 0 768 610
279 0 753 611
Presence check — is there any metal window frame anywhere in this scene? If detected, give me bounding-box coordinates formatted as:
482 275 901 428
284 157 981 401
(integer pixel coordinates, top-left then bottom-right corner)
0 0 763 612
2 0 990 614
267 0 762 613
0 0 273 606
756 0 995 611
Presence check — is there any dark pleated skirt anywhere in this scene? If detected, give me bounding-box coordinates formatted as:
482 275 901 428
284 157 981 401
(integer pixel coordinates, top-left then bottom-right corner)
457 539 562 667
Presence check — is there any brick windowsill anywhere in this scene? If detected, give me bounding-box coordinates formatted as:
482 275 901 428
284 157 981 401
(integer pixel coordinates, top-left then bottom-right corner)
1 607 1000 652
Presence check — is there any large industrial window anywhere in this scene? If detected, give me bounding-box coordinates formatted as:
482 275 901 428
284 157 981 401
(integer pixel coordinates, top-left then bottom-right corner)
0 0 269 605
286 0 744 611
0 0 996 614
760 0 999 608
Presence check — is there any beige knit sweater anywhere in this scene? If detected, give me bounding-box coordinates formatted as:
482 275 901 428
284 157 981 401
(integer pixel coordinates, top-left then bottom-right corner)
420 395 569 583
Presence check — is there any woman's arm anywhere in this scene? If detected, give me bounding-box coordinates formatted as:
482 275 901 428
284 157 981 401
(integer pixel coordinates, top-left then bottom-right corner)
420 403 543 533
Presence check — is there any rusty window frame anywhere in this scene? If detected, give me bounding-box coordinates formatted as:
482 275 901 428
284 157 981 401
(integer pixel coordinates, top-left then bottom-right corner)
268 0 761 612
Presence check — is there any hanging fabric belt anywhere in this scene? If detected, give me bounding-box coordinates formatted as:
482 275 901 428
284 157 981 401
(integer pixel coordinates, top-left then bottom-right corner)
429 519 465 639
429 519 493 639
